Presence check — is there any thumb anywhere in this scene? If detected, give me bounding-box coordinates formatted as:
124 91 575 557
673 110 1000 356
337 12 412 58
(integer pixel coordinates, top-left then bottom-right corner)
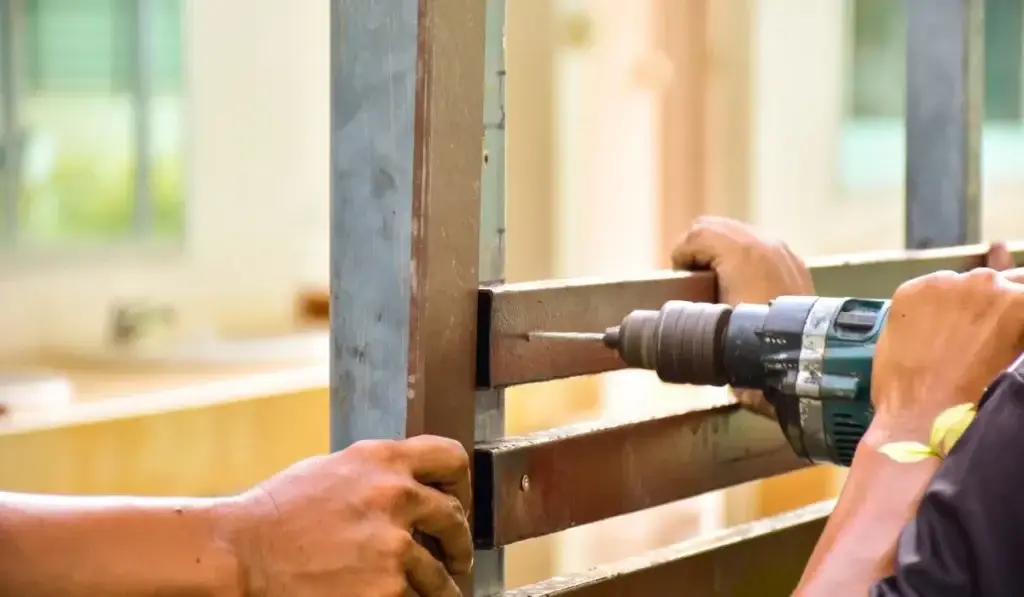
1000 267 1024 284
986 242 1015 271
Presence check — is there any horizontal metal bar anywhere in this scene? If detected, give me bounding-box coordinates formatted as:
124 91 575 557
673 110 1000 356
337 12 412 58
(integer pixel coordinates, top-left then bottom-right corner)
479 241 1024 389
477 272 716 388
502 500 834 597
473 401 808 548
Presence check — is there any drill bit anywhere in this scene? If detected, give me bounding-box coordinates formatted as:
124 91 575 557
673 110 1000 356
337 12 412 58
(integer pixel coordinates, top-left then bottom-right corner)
526 331 606 342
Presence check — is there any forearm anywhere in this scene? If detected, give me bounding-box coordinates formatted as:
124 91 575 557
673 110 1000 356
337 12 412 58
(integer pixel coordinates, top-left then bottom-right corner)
0 492 245 597
794 424 939 596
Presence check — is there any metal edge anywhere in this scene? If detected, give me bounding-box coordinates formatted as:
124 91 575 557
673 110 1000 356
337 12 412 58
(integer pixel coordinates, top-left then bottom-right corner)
475 0 508 593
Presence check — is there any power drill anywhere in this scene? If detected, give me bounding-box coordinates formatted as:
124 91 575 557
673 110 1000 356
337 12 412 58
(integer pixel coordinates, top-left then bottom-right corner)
603 297 890 466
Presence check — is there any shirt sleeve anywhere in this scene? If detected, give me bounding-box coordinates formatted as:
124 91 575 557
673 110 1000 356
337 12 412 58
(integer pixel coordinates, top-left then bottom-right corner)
869 368 1024 597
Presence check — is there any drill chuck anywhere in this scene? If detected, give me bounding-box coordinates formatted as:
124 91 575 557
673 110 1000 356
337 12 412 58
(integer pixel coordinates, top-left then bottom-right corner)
606 300 769 390
605 302 731 386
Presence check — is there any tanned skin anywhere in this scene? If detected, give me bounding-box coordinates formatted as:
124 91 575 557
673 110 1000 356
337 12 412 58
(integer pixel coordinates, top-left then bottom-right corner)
0 435 473 597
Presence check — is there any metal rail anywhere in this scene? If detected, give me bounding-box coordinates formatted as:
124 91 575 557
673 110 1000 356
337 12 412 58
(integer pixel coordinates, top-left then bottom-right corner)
479 241 1024 389
330 0 992 595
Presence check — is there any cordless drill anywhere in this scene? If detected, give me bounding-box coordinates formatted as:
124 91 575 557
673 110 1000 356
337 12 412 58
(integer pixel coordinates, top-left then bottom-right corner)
602 297 890 467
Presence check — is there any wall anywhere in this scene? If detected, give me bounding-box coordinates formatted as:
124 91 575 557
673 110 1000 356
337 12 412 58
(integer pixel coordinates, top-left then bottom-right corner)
0 0 330 356
751 0 1024 255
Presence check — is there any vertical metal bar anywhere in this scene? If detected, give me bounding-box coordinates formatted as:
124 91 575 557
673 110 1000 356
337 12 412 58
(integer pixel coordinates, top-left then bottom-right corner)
0 0 20 241
905 0 984 248
129 0 154 235
330 0 486 593
475 2 507 594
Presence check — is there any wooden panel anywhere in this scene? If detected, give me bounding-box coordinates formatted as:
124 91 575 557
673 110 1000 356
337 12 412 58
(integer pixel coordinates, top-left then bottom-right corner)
0 388 328 495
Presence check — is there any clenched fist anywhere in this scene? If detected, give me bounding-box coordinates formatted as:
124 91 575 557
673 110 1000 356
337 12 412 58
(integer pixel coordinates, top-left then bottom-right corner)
871 267 1024 443
227 436 472 597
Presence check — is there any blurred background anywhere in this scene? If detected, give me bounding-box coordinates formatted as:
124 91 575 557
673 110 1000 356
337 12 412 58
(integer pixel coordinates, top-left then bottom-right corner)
0 0 1021 589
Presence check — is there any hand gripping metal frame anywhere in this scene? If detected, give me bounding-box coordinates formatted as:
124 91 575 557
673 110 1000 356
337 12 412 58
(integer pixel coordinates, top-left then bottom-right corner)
330 1 1001 594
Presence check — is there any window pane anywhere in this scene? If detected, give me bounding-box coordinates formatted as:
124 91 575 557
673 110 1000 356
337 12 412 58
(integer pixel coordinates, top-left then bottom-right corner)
850 0 1023 122
10 0 186 246
18 0 133 243
24 0 130 94
152 0 181 92
843 0 1024 192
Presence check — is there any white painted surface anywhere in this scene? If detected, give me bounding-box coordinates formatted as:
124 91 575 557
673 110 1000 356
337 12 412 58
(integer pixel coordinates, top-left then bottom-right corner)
0 371 73 414
750 0 1024 256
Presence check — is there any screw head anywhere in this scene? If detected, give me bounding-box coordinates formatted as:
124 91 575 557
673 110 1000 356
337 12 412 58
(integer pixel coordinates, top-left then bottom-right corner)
519 475 530 491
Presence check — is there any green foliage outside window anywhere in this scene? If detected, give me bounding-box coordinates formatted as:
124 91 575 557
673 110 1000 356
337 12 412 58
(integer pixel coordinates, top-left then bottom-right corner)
1 0 185 248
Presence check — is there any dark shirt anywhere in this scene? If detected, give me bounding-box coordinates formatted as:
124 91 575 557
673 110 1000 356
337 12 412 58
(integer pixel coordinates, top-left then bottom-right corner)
870 355 1024 597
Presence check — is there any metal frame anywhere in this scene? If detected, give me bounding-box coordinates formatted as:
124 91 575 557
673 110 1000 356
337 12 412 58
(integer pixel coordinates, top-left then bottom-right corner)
331 0 996 595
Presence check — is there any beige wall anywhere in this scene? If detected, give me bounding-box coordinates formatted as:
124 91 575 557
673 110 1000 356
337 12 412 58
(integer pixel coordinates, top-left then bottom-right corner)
751 0 1024 255
0 0 330 356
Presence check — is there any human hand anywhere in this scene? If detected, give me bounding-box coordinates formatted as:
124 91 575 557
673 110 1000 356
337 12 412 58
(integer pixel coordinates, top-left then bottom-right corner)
671 216 814 418
227 435 472 597
986 241 1016 270
869 268 1024 445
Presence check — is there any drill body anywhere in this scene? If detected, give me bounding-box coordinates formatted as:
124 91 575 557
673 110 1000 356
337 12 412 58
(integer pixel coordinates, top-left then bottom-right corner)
606 296 890 466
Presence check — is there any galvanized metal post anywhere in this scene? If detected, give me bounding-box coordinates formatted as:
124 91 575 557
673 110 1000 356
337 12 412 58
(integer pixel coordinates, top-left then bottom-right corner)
475 2 507 594
329 1 489 594
905 0 984 248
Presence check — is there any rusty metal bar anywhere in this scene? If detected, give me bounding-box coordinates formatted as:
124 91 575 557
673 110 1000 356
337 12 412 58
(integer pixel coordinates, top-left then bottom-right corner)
479 241 1024 389
502 500 834 597
474 402 807 548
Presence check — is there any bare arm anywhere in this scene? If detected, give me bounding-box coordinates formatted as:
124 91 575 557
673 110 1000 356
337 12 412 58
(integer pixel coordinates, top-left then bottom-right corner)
0 492 244 597
794 423 939 596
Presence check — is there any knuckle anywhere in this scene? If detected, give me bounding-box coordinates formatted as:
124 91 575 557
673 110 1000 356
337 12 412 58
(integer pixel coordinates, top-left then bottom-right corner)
372 477 419 511
351 439 402 464
895 269 955 297
966 267 1000 285
349 438 388 457
692 215 721 230
678 226 706 249
383 529 417 557
448 443 471 471
448 493 468 519
420 435 471 469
